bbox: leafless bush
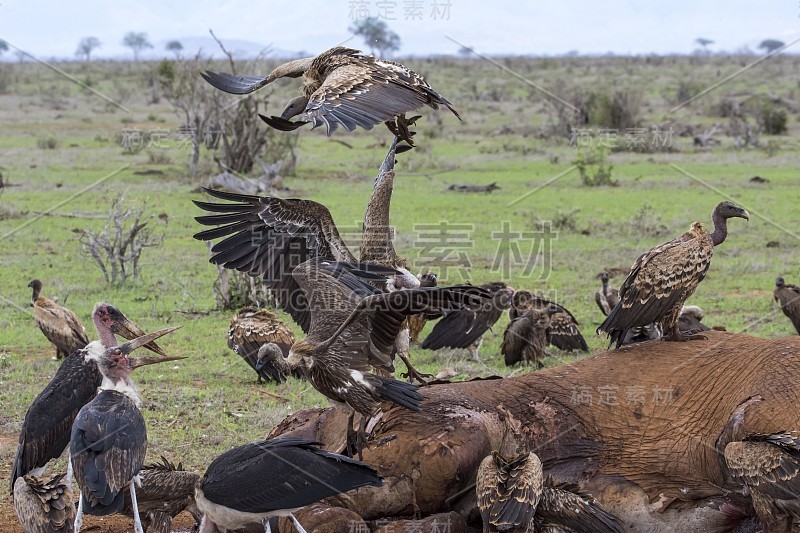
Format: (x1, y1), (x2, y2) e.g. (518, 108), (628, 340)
(206, 242), (273, 310)
(79, 194), (163, 285)
(158, 34), (299, 182)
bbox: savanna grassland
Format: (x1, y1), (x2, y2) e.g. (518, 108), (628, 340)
(0, 52), (798, 531)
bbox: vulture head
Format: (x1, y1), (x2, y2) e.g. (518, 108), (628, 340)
(27, 279), (43, 302)
(776, 277), (785, 288)
(714, 201), (750, 222)
(280, 95), (310, 120)
(419, 272), (438, 288)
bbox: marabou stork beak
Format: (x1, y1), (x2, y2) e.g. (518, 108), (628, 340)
(111, 313), (170, 356)
(116, 326), (186, 368)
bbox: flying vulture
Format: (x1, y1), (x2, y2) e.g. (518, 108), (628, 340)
(201, 46), (460, 144)
(598, 201), (749, 349)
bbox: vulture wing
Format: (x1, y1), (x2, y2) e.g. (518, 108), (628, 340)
(536, 475), (625, 533)
(194, 188), (356, 333)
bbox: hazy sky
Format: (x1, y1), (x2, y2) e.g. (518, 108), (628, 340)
(1, 0), (797, 59)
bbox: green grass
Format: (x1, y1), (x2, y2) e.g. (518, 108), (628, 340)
(1, 55), (799, 511)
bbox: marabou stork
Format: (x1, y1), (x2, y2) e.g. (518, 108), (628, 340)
(11, 303), (168, 495)
(195, 437), (382, 533)
(71, 327), (184, 533)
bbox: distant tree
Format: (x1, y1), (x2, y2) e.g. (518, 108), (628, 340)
(695, 38), (714, 54)
(0, 40), (8, 56)
(122, 32), (153, 61)
(166, 40), (183, 56)
(349, 17), (400, 57)
(458, 46), (474, 57)
(75, 37), (101, 62)
(758, 39), (785, 54)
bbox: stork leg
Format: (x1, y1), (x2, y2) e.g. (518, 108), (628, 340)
(74, 491), (84, 532)
(289, 512), (309, 533)
(469, 338), (483, 362)
(263, 516), (272, 533)
(66, 454), (74, 493)
(129, 479), (144, 533)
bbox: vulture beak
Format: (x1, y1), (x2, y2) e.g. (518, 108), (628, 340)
(741, 209), (751, 221)
(116, 326), (185, 368)
(110, 311), (170, 356)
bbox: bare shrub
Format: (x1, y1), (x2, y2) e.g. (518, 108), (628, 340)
(79, 193), (163, 285)
(206, 242), (273, 310)
(37, 137), (59, 150)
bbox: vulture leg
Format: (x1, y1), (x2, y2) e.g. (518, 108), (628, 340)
(469, 338), (483, 362)
(74, 492), (84, 532)
(263, 517), (272, 533)
(385, 114), (419, 145)
(346, 411), (357, 458)
(289, 513), (309, 533)
(398, 353), (432, 384)
(130, 479), (144, 533)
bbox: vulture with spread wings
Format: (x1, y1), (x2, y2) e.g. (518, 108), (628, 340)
(201, 46), (460, 144)
(420, 281), (515, 361)
(257, 259), (491, 458)
(195, 138), (431, 382)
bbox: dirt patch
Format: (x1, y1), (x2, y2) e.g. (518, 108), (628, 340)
(0, 503), (198, 532)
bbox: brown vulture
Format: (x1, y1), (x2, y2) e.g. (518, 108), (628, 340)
(256, 258), (491, 458)
(120, 456), (202, 533)
(724, 432), (800, 531)
(476, 450), (624, 533)
(774, 276), (800, 334)
(194, 137), (432, 382)
(501, 306), (554, 368)
(598, 201), (749, 349)
(407, 271), (438, 343)
(201, 46), (460, 144)
(13, 473), (75, 533)
(227, 307), (299, 383)
(510, 290), (589, 352)
(594, 271), (620, 317)
(420, 281), (515, 361)
(28, 279), (88, 359)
